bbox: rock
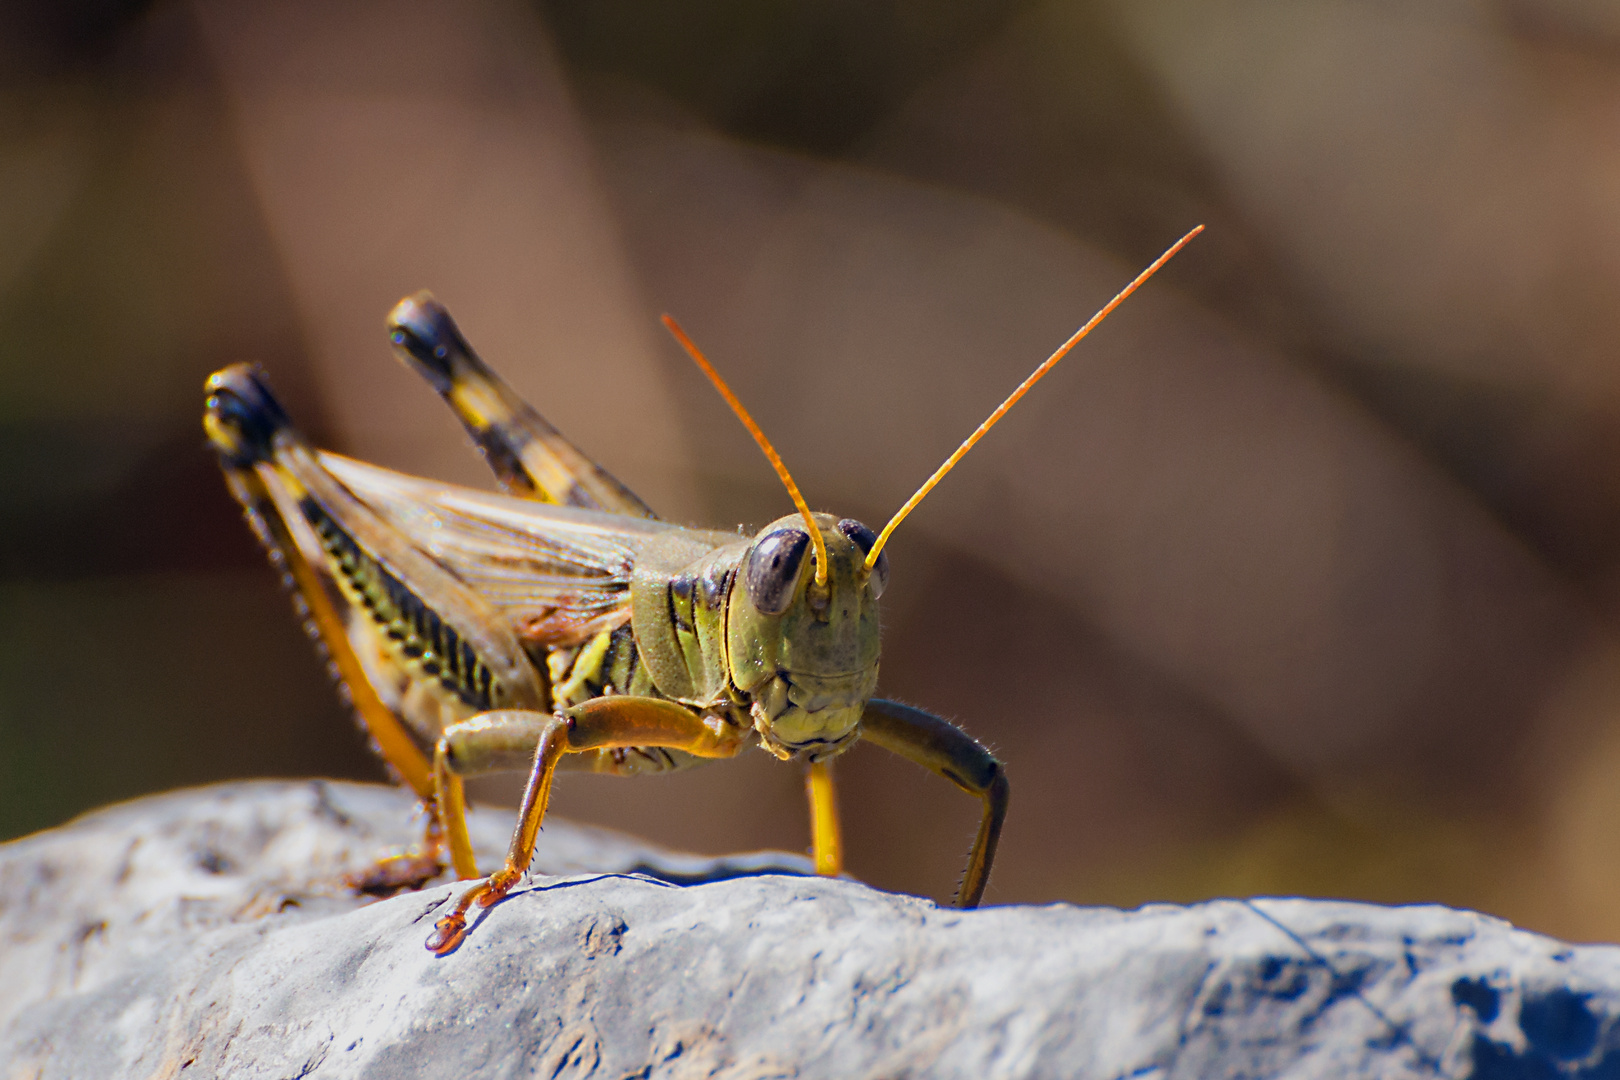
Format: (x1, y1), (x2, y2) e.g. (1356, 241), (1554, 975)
(3, 781), (1619, 1078)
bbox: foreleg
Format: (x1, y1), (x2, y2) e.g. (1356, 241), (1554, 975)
(859, 699), (1009, 908)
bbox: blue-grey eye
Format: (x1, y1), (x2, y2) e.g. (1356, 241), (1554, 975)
(837, 518), (888, 598)
(747, 528), (810, 615)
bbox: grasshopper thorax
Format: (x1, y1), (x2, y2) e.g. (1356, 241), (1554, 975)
(727, 512), (884, 761)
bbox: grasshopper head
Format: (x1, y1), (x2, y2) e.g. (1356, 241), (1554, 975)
(727, 512), (887, 761)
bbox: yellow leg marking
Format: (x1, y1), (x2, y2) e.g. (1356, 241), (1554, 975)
(563, 696), (744, 758)
(426, 698), (746, 954)
(426, 713), (568, 955)
(387, 292), (656, 516)
(434, 748), (478, 881)
(806, 760), (843, 877)
(431, 710), (564, 882)
(285, 533), (435, 796)
(228, 464), (435, 798)
(859, 699), (1009, 909)
(551, 628), (613, 704)
(219, 462), (445, 894)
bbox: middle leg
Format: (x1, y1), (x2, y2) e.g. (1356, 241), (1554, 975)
(426, 696), (747, 954)
(431, 709), (559, 881)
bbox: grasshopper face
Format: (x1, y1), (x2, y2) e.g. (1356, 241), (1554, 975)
(727, 512), (886, 761)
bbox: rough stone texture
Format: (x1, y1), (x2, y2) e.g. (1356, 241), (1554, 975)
(3, 782), (1619, 1078)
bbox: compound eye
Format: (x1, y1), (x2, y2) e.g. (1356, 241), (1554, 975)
(837, 518), (888, 598)
(746, 528), (810, 615)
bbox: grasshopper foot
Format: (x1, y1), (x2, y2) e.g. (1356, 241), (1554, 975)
(426, 909), (468, 955)
(425, 868), (522, 954)
(345, 852), (444, 897)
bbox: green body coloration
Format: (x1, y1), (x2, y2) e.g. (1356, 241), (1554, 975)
(628, 515), (880, 762)
(203, 290), (1009, 948)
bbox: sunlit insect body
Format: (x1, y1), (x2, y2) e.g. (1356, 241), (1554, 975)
(202, 227), (1201, 954)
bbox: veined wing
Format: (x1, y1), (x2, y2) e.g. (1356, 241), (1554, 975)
(321, 452), (733, 647)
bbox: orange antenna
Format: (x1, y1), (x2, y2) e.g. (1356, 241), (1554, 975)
(662, 315), (829, 586)
(865, 224), (1204, 571)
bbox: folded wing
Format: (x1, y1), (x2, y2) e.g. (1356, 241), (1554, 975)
(321, 453), (733, 647)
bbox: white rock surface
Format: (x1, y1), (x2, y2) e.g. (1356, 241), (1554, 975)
(2, 781), (1617, 1078)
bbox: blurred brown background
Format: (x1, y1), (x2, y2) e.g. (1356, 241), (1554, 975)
(5, 0), (1620, 940)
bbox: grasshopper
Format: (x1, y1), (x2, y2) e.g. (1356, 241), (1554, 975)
(203, 227), (1201, 954)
